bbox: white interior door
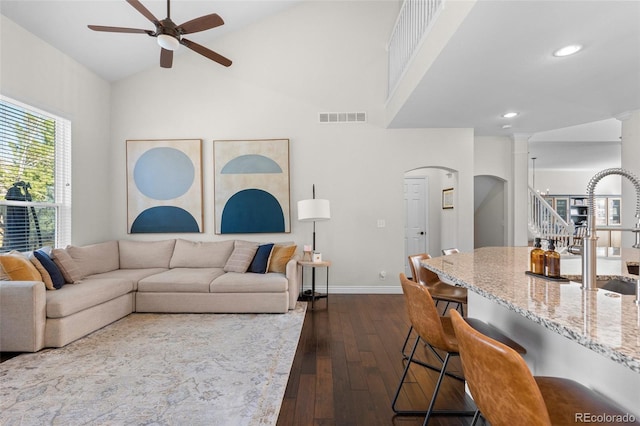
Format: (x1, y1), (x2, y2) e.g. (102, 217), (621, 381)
(404, 177), (428, 277)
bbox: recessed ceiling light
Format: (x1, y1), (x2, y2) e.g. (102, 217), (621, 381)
(502, 112), (518, 118)
(553, 44), (582, 57)
(502, 124), (512, 129)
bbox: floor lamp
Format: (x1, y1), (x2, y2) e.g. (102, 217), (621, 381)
(297, 184), (331, 297)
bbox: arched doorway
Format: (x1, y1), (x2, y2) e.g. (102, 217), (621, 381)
(474, 175), (507, 248)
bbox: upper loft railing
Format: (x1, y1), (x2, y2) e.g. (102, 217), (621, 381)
(528, 186), (575, 249)
(387, 0), (444, 99)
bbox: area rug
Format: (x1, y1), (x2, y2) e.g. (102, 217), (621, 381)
(0, 303), (306, 426)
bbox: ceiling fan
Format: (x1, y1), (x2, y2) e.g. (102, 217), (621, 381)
(88, 0), (232, 69)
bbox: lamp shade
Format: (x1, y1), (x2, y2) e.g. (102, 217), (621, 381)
(297, 199), (331, 222)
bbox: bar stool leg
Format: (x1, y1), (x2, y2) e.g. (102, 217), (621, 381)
(401, 325), (414, 359)
(470, 409), (481, 425)
(423, 353), (451, 425)
(392, 335), (422, 414)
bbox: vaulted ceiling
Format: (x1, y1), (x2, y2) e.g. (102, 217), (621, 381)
(2, 0), (638, 171)
(0, 0), (299, 82)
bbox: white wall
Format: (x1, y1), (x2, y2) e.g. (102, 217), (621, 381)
(474, 136), (512, 179)
(0, 15), (112, 245)
(474, 136), (514, 244)
(109, 1), (476, 292)
(533, 170), (622, 196)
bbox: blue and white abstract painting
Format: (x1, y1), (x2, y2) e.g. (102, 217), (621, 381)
(214, 139), (290, 234)
(127, 139), (203, 233)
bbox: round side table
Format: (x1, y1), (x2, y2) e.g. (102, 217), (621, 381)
(298, 260), (331, 310)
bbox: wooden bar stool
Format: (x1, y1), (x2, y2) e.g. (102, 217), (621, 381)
(449, 310), (637, 426)
(393, 274), (526, 425)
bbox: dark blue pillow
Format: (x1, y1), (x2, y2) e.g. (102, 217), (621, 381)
(248, 243), (274, 274)
(33, 250), (65, 289)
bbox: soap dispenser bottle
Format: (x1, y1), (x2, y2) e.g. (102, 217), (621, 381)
(544, 239), (561, 278)
(530, 238), (545, 275)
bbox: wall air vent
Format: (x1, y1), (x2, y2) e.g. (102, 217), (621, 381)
(318, 112), (367, 124)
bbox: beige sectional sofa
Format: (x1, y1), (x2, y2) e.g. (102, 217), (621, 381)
(0, 239), (300, 353)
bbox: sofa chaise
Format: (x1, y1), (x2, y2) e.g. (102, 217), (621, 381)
(0, 239), (300, 353)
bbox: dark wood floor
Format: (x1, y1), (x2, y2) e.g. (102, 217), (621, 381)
(277, 294), (481, 426)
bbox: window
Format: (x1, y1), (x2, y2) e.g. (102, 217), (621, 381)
(0, 96), (71, 253)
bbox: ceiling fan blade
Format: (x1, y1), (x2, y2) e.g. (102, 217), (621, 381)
(181, 38), (232, 67)
(160, 48), (173, 68)
(126, 0), (159, 24)
(178, 13), (224, 35)
(88, 25), (152, 35)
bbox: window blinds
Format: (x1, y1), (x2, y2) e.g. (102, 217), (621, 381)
(0, 96), (71, 253)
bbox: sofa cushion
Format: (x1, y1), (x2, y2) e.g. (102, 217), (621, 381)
(85, 268), (169, 290)
(211, 272), (288, 293)
(224, 241), (259, 273)
(66, 241), (120, 276)
(268, 245), (297, 273)
(45, 278), (135, 318)
(138, 268), (226, 293)
(0, 251), (42, 281)
(119, 239), (176, 269)
(170, 239), (234, 268)
(248, 243), (274, 274)
(52, 249), (84, 283)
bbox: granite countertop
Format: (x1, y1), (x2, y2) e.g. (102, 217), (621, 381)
(421, 246), (640, 374)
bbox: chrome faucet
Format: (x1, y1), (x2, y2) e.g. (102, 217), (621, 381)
(582, 168), (640, 291)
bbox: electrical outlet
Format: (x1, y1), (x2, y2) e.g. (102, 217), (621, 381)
(379, 270), (386, 280)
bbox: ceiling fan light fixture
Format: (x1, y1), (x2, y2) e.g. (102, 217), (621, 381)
(553, 44), (582, 57)
(157, 33), (180, 51)
(87, 0), (231, 68)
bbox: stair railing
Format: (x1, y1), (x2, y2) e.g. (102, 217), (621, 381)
(528, 186), (574, 248)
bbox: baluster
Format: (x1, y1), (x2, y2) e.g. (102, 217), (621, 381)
(387, 0), (444, 98)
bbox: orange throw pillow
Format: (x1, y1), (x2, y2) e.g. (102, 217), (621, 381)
(0, 251), (42, 281)
(268, 245), (297, 273)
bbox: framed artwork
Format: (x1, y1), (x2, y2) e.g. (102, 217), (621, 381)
(126, 139), (203, 233)
(442, 187), (454, 209)
(213, 139), (290, 234)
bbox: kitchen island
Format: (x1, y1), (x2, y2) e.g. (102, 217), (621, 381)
(422, 246), (640, 417)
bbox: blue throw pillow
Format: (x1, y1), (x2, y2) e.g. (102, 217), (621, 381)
(33, 250), (65, 289)
(248, 243), (274, 274)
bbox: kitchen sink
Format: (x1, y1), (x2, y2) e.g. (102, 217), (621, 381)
(597, 278), (637, 296)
